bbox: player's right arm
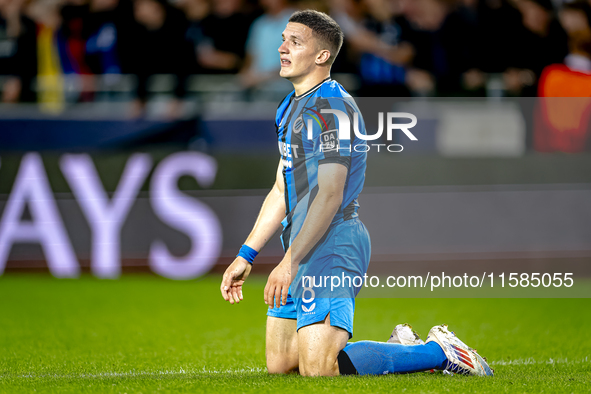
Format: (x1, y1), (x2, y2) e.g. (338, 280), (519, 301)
(220, 160), (285, 304)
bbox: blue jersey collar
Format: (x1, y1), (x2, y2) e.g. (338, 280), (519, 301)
(294, 77), (331, 101)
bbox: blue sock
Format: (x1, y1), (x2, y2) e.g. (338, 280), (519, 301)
(341, 341), (447, 375)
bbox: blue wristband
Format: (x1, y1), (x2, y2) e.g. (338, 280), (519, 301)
(237, 244), (258, 265)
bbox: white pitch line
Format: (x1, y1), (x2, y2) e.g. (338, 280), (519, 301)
(4, 367), (267, 380)
(4, 359), (590, 379)
(491, 357), (590, 366)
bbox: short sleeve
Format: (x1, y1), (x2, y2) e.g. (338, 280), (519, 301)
(309, 97), (356, 170)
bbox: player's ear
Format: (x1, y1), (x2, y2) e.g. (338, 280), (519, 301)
(315, 49), (331, 66)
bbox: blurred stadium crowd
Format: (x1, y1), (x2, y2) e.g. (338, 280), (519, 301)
(1, 0), (590, 109)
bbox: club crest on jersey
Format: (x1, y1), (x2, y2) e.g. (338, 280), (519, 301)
(293, 116), (304, 134)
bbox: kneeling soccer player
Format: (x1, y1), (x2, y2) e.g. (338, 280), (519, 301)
(220, 9), (493, 377)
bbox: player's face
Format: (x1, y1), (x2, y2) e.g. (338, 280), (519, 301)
(278, 22), (323, 81)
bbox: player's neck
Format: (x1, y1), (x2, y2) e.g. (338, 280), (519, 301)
(292, 71), (331, 96)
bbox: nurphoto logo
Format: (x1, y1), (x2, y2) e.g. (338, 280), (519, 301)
(301, 99), (418, 153)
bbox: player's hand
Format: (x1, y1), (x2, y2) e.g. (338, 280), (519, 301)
(264, 260), (292, 309)
(220, 257), (252, 304)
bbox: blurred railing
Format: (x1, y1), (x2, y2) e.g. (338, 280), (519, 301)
(5, 73), (361, 104)
(3, 72), (516, 104)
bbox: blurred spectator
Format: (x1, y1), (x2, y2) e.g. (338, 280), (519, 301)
(239, 0), (293, 89)
(357, 0), (415, 96)
(297, 0), (329, 13)
(85, 0), (132, 78)
(27, 0), (66, 112)
(504, 0), (568, 96)
(59, 0), (90, 75)
(323, 0), (358, 73)
(197, 0), (254, 73)
(0, 0), (36, 103)
(58, 0), (96, 102)
(177, 0), (209, 73)
(402, 0), (481, 96)
(330, 0), (414, 96)
(559, 0), (591, 72)
(123, 0), (196, 118)
(472, 0), (524, 74)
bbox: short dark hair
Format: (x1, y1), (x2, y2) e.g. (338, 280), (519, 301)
(288, 9), (344, 65)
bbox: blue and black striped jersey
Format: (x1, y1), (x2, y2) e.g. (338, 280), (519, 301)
(275, 78), (367, 250)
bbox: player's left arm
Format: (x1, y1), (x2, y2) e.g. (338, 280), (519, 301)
(264, 162), (347, 308)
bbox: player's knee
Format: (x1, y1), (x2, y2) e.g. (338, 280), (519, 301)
(266, 363), (291, 374)
(266, 349), (298, 374)
(266, 358), (296, 375)
(299, 353), (339, 377)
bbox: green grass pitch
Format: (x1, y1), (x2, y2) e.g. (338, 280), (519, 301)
(0, 274), (589, 393)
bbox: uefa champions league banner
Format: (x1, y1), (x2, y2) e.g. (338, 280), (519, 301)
(1, 150), (590, 288)
(0, 152), (225, 280)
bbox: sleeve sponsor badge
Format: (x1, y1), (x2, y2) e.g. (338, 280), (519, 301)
(320, 129), (339, 152)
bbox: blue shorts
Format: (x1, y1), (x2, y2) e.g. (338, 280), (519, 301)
(266, 218), (371, 338)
